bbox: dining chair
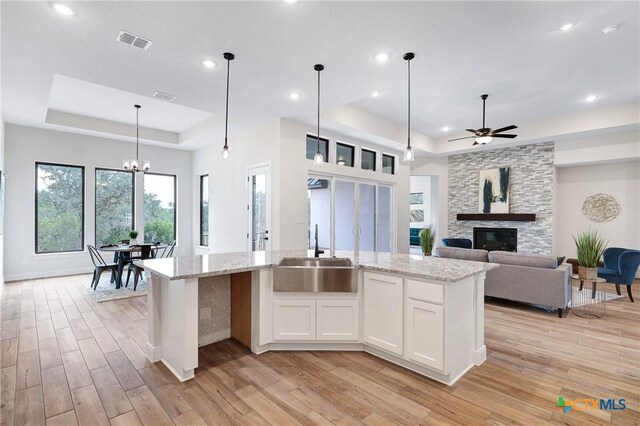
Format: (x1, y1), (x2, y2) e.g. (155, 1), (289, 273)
(124, 245), (153, 291)
(87, 246), (119, 290)
(156, 240), (176, 258)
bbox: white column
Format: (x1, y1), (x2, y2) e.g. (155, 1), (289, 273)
(145, 272), (162, 362)
(159, 277), (199, 381)
(473, 272), (486, 365)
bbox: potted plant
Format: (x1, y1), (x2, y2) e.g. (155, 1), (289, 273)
(419, 226), (436, 256)
(572, 229), (607, 280)
(129, 230), (139, 245)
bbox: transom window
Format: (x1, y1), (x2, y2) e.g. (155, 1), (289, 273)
(336, 142), (355, 167)
(361, 149), (377, 171)
(306, 134), (329, 162)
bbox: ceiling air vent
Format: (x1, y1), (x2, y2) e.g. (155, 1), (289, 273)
(153, 91), (177, 102)
(117, 31), (152, 50)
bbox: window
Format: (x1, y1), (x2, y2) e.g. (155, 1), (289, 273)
(382, 154), (395, 175)
(306, 134), (329, 162)
(144, 173), (176, 244)
(336, 142), (355, 167)
(95, 169), (134, 247)
(35, 162), (84, 253)
(361, 149), (377, 171)
(200, 175), (209, 246)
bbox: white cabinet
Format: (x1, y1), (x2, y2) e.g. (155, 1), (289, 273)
(273, 300), (316, 341)
(405, 299), (444, 371)
(317, 299), (359, 341)
(363, 272), (403, 355)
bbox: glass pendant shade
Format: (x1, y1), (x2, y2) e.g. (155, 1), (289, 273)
(143, 161), (151, 171)
(130, 159), (139, 170)
(123, 160), (130, 170)
(403, 146), (414, 162)
(222, 146), (230, 160)
(476, 135), (493, 144)
(313, 151), (324, 164)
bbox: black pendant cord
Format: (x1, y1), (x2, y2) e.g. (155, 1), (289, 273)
(224, 55), (231, 149)
(314, 64), (324, 154)
(403, 53), (414, 150)
(481, 94), (488, 129)
(135, 105), (140, 162)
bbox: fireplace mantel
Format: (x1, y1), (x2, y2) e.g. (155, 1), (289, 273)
(456, 213), (536, 222)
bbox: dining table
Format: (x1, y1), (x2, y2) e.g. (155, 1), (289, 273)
(99, 243), (166, 289)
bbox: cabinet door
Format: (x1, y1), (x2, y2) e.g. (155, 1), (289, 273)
(405, 299), (444, 371)
(363, 272), (403, 355)
(273, 300), (316, 341)
(317, 299), (359, 341)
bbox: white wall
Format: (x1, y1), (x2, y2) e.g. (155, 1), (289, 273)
(4, 124), (192, 281)
(555, 129), (640, 167)
(410, 157), (448, 246)
(555, 161), (640, 257)
(192, 119), (281, 254)
(0, 119), (5, 291)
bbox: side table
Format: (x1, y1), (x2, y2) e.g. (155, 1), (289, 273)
(571, 275), (606, 318)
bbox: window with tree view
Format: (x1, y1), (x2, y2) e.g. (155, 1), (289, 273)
(36, 162), (84, 253)
(95, 169), (134, 247)
(144, 173), (176, 244)
(200, 175), (209, 246)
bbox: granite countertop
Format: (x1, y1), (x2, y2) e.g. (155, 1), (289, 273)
(140, 249), (498, 283)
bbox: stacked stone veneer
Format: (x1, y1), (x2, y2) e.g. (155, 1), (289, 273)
(448, 142), (554, 254)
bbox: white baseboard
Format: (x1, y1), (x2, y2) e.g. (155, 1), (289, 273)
(4, 267), (93, 282)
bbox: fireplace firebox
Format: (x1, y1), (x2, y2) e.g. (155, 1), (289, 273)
(473, 227), (517, 252)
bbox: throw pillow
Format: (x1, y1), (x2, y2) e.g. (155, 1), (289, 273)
(556, 256), (566, 266)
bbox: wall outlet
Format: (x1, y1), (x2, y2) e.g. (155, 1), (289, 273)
(199, 307), (211, 320)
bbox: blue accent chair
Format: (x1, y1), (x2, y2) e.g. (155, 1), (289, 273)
(441, 238), (473, 249)
(597, 247), (640, 303)
(410, 228), (421, 246)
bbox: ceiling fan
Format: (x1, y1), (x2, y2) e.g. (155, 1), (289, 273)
(448, 94), (517, 145)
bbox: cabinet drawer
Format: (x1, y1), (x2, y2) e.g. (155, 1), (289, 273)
(406, 279), (443, 304)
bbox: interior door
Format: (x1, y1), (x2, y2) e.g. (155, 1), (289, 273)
(247, 164), (271, 251)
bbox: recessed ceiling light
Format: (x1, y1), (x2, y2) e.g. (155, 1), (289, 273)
(560, 23), (574, 32)
(283, 0), (299, 3)
(200, 59), (217, 69)
(288, 91), (301, 100)
(51, 2), (76, 16)
(371, 91), (380, 98)
(374, 52), (390, 63)
(602, 25), (619, 35)
(584, 94), (597, 102)
(442, 126), (450, 132)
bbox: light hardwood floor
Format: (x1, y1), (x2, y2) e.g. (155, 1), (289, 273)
(1, 274), (638, 425)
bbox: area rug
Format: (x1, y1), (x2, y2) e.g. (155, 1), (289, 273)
(85, 272), (148, 303)
(569, 290), (623, 307)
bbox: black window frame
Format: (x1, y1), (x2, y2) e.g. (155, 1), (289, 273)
(361, 148), (377, 171)
(94, 167), (135, 248)
(35, 161), (85, 254)
(143, 172), (178, 243)
(382, 154), (395, 175)
(199, 174), (209, 246)
(336, 142), (355, 167)
(306, 134), (329, 163)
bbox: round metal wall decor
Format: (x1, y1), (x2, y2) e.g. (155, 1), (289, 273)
(582, 193), (621, 223)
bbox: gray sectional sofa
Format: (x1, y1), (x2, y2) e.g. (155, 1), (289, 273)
(435, 247), (572, 317)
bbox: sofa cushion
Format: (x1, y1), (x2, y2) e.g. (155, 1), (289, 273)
(435, 247), (488, 262)
(488, 251), (557, 269)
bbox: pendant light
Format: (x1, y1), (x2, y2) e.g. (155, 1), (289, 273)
(221, 52), (235, 160)
(313, 64), (325, 165)
(403, 52), (415, 162)
(123, 104), (150, 172)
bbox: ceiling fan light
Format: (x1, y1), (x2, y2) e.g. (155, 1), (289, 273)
(476, 136), (493, 144)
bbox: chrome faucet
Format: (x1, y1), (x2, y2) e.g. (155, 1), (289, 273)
(314, 224), (324, 258)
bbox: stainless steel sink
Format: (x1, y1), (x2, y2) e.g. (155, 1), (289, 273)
(273, 257), (357, 292)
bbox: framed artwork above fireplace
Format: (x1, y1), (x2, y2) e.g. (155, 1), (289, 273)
(478, 167), (510, 213)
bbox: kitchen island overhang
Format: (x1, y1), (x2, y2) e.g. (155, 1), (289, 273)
(140, 250), (498, 385)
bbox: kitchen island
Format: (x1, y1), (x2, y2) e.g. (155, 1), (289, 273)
(140, 250), (497, 385)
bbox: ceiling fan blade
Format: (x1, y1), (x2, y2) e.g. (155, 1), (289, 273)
(491, 134), (517, 138)
(448, 136), (475, 142)
(465, 129), (478, 134)
(491, 125), (518, 134)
